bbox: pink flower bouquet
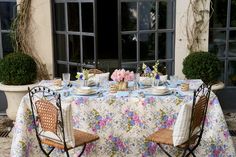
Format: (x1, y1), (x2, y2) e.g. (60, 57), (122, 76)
(111, 69), (134, 82)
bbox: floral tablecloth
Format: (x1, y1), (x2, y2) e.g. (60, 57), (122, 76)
(11, 80), (236, 156)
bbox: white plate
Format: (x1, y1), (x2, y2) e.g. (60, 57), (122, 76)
(145, 89), (172, 96)
(49, 86), (63, 91)
(72, 90), (97, 96)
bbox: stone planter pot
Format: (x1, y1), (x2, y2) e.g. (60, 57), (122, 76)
(0, 82), (38, 120)
(212, 81), (225, 91)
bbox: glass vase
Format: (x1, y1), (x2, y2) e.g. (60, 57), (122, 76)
(117, 81), (128, 91)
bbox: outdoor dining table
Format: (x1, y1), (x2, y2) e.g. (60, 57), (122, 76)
(10, 79), (236, 157)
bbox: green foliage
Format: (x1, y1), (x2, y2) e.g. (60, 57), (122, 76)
(0, 52), (37, 85)
(182, 51), (221, 85)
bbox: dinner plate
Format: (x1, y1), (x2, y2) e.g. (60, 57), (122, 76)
(145, 89), (172, 96)
(72, 90), (97, 96)
(49, 86), (63, 91)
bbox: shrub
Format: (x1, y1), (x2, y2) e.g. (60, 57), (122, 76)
(0, 52), (37, 85)
(182, 51), (221, 85)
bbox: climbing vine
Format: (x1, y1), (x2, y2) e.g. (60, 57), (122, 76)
(11, 0), (50, 80)
(186, 0), (213, 52)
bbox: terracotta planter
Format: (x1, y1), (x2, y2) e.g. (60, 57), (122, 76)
(0, 82), (38, 120)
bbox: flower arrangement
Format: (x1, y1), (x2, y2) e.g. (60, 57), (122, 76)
(111, 69), (134, 82)
(142, 60), (162, 79)
(75, 69), (93, 80)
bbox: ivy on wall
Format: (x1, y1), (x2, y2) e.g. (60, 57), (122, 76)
(11, 0), (49, 80)
(186, 0), (213, 52)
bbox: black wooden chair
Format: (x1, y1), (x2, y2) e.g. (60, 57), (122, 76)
(146, 83), (212, 157)
(28, 86), (99, 157)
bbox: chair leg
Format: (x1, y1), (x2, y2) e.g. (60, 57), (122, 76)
(157, 144), (172, 157)
(181, 149), (187, 157)
(65, 148), (70, 157)
(47, 147), (55, 156)
(78, 144), (87, 157)
(185, 148), (196, 157)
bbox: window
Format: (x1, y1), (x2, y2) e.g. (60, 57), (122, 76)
(209, 0), (236, 87)
(0, 0), (16, 59)
(53, 0), (96, 79)
(118, 0), (175, 74)
(53, 0), (175, 78)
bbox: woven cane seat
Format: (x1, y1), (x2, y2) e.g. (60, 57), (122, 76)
(41, 129), (99, 150)
(74, 129), (99, 147)
(146, 129), (199, 148)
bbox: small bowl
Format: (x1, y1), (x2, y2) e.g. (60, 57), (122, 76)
(77, 87), (92, 92)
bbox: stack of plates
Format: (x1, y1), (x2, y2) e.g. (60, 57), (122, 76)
(73, 87), (97, 95)
(146, 86), (172, 96)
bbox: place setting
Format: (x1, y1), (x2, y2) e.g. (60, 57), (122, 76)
(72, 86), (98, 96)
(144, 86), (172, 96)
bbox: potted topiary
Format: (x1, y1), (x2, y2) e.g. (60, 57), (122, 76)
(182, 51), (224, 90)
(0, 52), (38, 120)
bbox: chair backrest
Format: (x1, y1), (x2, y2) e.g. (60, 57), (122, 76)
(35, 99), (58, 134)
(88, 68), (103, 74)
(28, 86), (68, 152)
(188, 83), (211, 145)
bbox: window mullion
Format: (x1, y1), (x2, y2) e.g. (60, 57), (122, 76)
(0, 16), (3, 59)
(79, 2), (83, 70)
(155, 0), (159, 61)
(137, 2), (140, 66)
(65, 2), (70, 72)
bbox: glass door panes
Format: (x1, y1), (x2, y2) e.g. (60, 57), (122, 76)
(53, 0), (175, 76)
(122, 34), (137, 62)
(53, 0), (96, 78)
(54, 3), (65, 31)
(210, 0), (228, 28)
(68, 3), (79, 32)
(229, 31), (236, 57)
(140, 33), (155, 60)
(0, 1), (16, 58)
(158, 32), (173, 59)
(121, 2), (137, 31)
(158, 0), (173, 29)
(81, 3), (94, 33)
(68, 35), (80, 62)
(139, 1), (156, 30)
(55, 34), (66, 61)
(228, 60), (236, 86)
(230, 0), (236, 27)
(209, 0), (236, 87)
(119, 0), (175, 74)
(209, 31), (226, 57)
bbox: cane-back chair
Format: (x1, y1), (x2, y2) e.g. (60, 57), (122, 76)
(28, 86), (99, 157)
(146, 83), (212, 157)
(88, 68), (103, 75)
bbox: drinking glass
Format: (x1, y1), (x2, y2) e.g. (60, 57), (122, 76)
(169, 75), (178, 88)
(134, 73), (140, 90)
(100, 79), (109, 90)
(62, 73), (70, 87)
(152, 78), (159, 87)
